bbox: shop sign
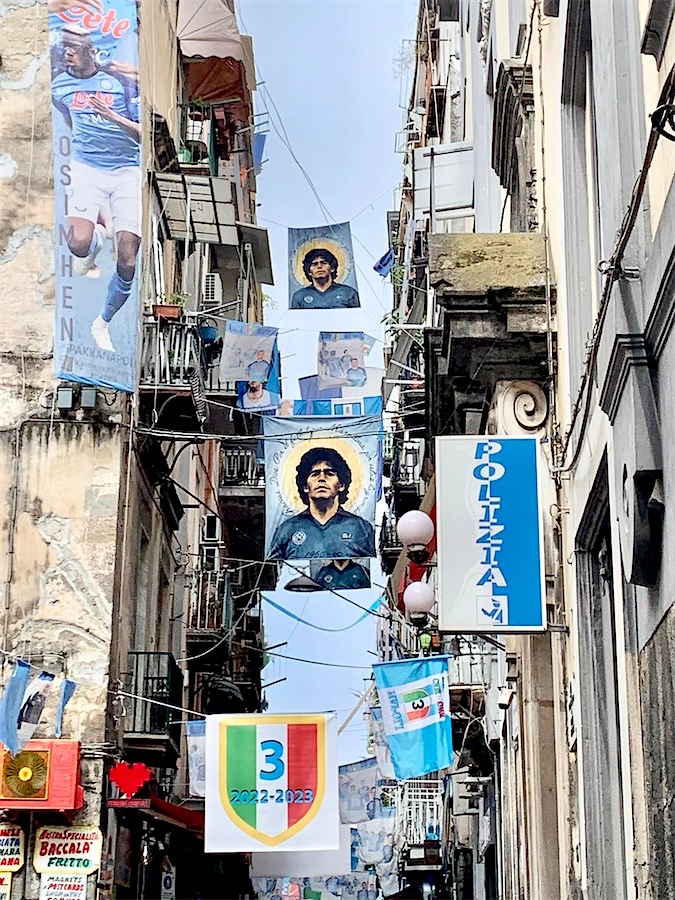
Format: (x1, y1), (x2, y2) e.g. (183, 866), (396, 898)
(39, 873), (87, 900)
(0, 824), (24, 870)
(160, 859), (176, 900)
(33, 828), (102, 874)
(0, 872), (11, 900)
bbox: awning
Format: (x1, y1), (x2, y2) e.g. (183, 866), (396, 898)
(149, 796), (204, 835)
(238, 222), (274, 285)
(177, 0), (255, 100)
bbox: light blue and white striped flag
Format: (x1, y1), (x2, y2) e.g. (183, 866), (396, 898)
(372, 656), (453, 781)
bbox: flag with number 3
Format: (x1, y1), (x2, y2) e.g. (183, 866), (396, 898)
(205, 713), (339, 852)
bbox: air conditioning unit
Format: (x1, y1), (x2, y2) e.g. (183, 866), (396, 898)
(201, 514), (221, 544)
(0, 740), (83, 811)
(203, 273), (223, 310)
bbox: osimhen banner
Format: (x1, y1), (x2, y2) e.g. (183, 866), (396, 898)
(49, 0), (142, 391)
(205, 713), (339, 852)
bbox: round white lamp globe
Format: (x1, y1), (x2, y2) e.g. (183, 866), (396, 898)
(403, 580), (436, 614)
(397, 510), (435, 550)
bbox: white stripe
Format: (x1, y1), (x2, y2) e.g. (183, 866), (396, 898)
(255, 724), (288, 837)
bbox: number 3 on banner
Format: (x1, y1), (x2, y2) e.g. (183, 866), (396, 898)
(259, 740), (285, 781)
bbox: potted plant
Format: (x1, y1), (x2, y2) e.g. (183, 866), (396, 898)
(152, 291), (189, 321)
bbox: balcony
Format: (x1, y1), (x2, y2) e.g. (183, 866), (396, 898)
(188, 569), (233, 636)
(220, 441), (265, 493)
(123, 652), (183, 764)
(379, 515), (403, 576)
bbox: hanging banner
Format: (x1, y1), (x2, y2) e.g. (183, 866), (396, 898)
(205, 713), (339, 852)
(49, 0), (142, 392)
(289, 223), (360, 309)
(39, 873), (87, 900)
(0, 874), (10, 900)
(264, 416), (380, 560)
(309, 559), (371, 592)
(372, 657), (454, 781)
(16, 671), (55, 752)
(435, 436), (546, 632)
(186, 719), (206, 797)
(219, 321), (278, 383)
(250, 824), (351, 877)
(236, 337), (281, 412)
(33, 827), (102, 874)
(338, 758), (377, 824)
(318, 333), (367, 390)
(351, 813), (397, 871)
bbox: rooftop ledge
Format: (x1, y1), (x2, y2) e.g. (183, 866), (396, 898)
(429, 233), (549, 301)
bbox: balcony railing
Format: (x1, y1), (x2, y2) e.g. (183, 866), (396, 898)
(124, 652), (183, 745)
(379, 515), (403, 575)
(140, 316), (207, 390)
(220, 444), (264, 487)
(189, 569), (233, 634)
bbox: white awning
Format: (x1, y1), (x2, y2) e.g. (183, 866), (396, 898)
(177, 0), (255, 92)
(153, 173), (238, 245)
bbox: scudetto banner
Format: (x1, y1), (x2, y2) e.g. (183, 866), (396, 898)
(205, 713), (339, 852)
(435, 436), (546, 632)
(288, 223), (361, 310)
(49, 0), (142, 391)
(263, 416), (380, 561)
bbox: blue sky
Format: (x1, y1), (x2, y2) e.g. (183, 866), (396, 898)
(237, 0), (417, 762)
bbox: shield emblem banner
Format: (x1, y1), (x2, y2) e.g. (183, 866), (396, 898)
(205, 713), (339, 852)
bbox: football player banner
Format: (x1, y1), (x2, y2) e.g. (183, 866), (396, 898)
(49, 0), (142, 392)
(263, 416), (381, 561)
(338, 758), (377, 824)
(372, 657), (454, 781)
(220, 321), (278, 383)
(205, 713), (339, 852)
(288, 223), (361, 310)
(318, 333), (367, 390)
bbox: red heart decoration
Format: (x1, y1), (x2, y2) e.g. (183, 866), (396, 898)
(109, 762), (152, 798)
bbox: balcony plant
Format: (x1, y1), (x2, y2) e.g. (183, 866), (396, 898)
(152, 291), (189, 321)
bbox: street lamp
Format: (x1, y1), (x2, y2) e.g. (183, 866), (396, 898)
(397, 510), (434, 550)
(403, 580), (436, 632)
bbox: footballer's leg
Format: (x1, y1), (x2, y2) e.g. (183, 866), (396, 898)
(67, 162), (107, 276)
(91, 231), (140, 352)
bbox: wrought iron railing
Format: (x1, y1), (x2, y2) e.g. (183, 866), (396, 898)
(124, 652), (183, 743)
(189, 569), (233, 634)
(139, 317), (207, 389)
(220, 443), (264, 486)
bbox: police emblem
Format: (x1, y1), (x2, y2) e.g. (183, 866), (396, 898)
(292, 531), (307, 546)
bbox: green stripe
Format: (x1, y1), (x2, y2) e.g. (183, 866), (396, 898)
(227, 724), (257, 828)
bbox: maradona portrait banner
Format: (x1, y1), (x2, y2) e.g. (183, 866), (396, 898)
(205, 713), (339, 852)
(288, 223), (361, 309)
(264, 416), (381, 560)
(49, 0), (142, 392)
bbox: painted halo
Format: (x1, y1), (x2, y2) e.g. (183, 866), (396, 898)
(293, 237), (353, 286)
(277, 433), (370, 513)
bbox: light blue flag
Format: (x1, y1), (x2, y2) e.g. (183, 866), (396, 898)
(55, 679), (76, 739)
(0, 660), (31, 755)
(372, 656), (453, 781)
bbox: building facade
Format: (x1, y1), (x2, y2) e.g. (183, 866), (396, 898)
(382, 0), (674, 898)
(0, 1), (273, 897)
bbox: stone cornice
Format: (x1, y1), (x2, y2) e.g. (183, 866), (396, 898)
(598, 334), (652, 423)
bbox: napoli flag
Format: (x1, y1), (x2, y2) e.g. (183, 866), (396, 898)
(373, 657), (453, 780)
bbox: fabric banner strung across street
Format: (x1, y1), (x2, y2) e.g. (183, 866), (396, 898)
(338, 758), (377, 824)
(236, 338), (281, 412)
(288, 223), (360, 309)
(308, 559), (371, 591)
(264, 416), (380, 560)
(186, 720), (206, 797)
(285, 397), (382, 419)
(252, 875), (378, 900)
(205, 713), (339, 852)
(318, 333), (367, 390)
(50, 0), (142, 391)
(372, 657), (454, 781)
(220, 320), (278, 382)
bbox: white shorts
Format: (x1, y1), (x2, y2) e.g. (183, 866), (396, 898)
(67, 160), (142, 237)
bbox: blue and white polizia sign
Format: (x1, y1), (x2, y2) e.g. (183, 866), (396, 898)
(435, 437), (546, 632)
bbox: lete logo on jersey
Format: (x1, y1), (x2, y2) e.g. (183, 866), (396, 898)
(218, 716), (326, 846)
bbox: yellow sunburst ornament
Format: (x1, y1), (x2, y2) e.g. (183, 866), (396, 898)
(292, 236), (353, 286)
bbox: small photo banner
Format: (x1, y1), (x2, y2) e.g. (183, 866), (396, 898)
(186, 719), (206, 797)
(318, 333), (367, 390)
(338, 758), (377, 824)
(205, 713), (339, 852)
(289, 223), (360, 309)
(219, 321), (278, 383)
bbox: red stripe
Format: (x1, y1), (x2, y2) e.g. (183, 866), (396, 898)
(286, 724), (318, 827)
